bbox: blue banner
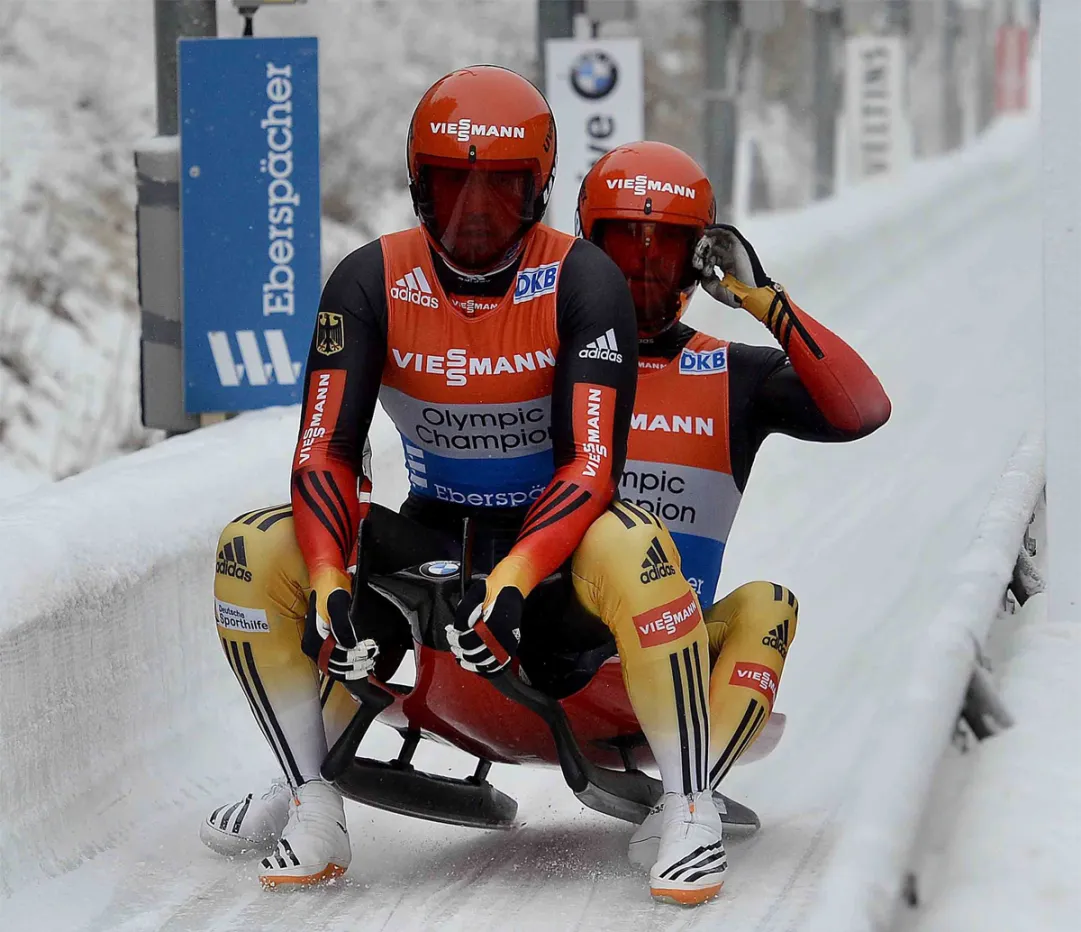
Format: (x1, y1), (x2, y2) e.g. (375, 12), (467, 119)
(179, 37), (320, 413)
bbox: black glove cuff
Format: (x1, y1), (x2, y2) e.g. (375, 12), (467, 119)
(301, 592), (323, 662)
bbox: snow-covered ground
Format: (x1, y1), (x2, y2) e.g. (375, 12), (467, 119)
(0, 103), (1050, 931)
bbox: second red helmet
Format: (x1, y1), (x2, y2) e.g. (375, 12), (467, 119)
(578, 141), (715, 338)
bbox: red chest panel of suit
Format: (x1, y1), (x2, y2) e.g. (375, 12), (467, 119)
(379, 226), (573, 507)
(626, 331), (740, 602)
(630, 331), (732, 473)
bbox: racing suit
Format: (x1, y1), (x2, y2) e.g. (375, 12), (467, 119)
(629, 312), (890, 788)
(213, 224), (716, 799)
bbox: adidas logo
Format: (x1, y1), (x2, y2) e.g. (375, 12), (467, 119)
(762, 620), (790, 658)
(579, 328), (623, 363)
(216, 536), (252, 582)
(640, 536), (676, 584)
(390, 266), (440, 308)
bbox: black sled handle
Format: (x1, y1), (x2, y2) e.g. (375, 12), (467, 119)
(321, 678), (394, 781)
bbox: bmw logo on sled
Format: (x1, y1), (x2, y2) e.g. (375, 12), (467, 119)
(420, 560), (461, 578)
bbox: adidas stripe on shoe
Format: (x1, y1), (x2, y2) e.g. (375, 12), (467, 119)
(200, 779), (291, 857)
(649, 790), (726, 907)
(258, 780), (351, 888)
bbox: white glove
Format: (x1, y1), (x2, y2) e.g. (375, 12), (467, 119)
(445, 581), (523, 678)
(692, 223), (773, 308)
(323, 637), (380, 681)
(302, 568), (380, 682)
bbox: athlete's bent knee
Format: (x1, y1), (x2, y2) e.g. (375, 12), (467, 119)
(212, 505), (308, 638)
(715, 580), (798, 652)
(577, 501), (679, 577)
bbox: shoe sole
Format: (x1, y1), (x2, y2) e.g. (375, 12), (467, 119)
(650, 880), (724, 906)
(260, 862), (347, 889)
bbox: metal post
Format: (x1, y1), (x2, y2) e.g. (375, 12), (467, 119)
(812, 3), (841, 200)
(140, 1), (216, 432)
(154, 0), (217, 136)
(538, 0), (580, 90)
(943, 0), (963, 152)
(885, 0), (911, 36)
(703, 0), (740, 220)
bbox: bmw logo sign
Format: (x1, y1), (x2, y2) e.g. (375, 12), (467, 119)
(420, 560), (461, 578)
(570, 50), (619, 100)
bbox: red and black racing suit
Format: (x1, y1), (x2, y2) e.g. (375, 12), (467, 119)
(290, 229), (638, 671)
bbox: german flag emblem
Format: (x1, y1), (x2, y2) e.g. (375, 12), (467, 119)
(315, 312), (345, 356)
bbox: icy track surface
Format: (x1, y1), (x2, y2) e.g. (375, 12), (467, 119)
(5, 160), (1040, 930)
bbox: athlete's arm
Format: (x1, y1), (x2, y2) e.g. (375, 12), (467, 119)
(696, 222), (889, 441)
(487, 239), (638, 597)
(755, 295), (891, 435)
(727, 320), (889, 491)
(290, 241), (387, 576)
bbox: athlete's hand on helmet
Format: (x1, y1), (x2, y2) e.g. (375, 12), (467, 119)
(301, 565), (379, 681)
(693, 224), (786, 322)
(447, 580), (524, 678)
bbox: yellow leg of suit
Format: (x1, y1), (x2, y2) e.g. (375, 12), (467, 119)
(703, 581), (798, 789)
(573, 501), (712, 795)
(213, 505), (356, 788)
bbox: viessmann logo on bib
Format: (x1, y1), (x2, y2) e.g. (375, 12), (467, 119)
(632, 412), (714, 435)
(391, 347), (556, 387)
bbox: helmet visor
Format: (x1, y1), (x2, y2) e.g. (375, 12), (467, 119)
(420, 164), (535, 272)
(595, 220), (698, 338)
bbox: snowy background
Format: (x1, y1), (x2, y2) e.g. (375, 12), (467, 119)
(0, 0), (1017, 489)
(3, 3), (1073, 930)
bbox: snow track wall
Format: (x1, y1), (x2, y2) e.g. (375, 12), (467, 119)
(0, 411), (297, 896)
(0, 113), (1036, 906)
(805, 431), (1046, 932)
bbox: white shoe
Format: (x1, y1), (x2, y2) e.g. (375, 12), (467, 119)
(259, 779), (351, 888)
(200, 778), (291, 856)
(649, 791), (727, 906)
(628, 802), (663, 870)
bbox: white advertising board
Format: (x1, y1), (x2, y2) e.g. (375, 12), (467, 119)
(842, 35), (911, 184)
(543, 37), (644, 233)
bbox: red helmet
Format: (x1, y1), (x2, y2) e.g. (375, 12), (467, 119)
(407, 66), (557, 275)
(578, 141), (715, 338)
